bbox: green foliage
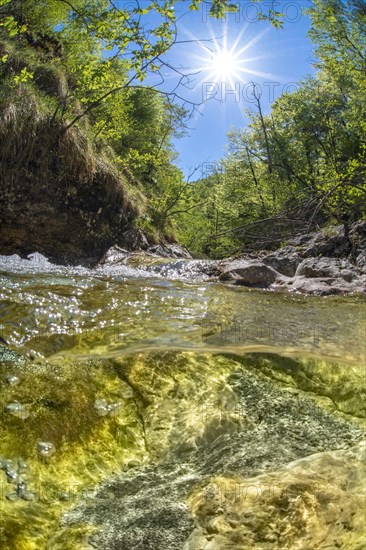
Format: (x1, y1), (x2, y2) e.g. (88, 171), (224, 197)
(175, 0), (366, 257)
(0, 0), (274, 245)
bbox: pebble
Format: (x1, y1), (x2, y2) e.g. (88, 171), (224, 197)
(5, 469), (18, 482)
(16, 480), (27, 496)
(107, 401), (122, 417)
(0, 456), (36, 503)
(94, 399), (122, 417)
(5, 375), (20, 386)
(94, 399), (109, 416)
(5, 401), (30, 420)
(1, 459), (13, 470)
(37, 441), (56, 458)
(18, 458), (28, 472)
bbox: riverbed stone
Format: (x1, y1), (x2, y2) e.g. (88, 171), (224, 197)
(219, 261), (280, 287)
(296, 257), (356, 279)
(59, 353), (363, 549)
(261, 246), (301, 277)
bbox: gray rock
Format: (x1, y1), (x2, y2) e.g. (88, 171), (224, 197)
(150, 259), (219, 281)
(274, 276), (365, 296)
(98, 246), (130, 266)
(296, 257), (354, 279)
(120, 228), (150, 251)
(356, 253), (366, 270)
(148, 243), (192, 259)
(302, 225), (351, 258)
(261, 246), (301, 277)
(219, 261), (280, 287)
(36, 441), (56, 457)
(5, 375), (20, 386)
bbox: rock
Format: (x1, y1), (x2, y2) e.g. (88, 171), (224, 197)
(219, 261), (280, 287)
(187, 441), (366, 550)
(98, 246), (130, 266)
(150, 259), (219, 281)
(296, 257), (355, 279)
(273, 276), (366, 296)
(349, 220), (366, 248)
(147, 243), (192, 259)
(94, 399), (123, 417)
(60, 354), (363, 550)
(119, 228), (150, 251)
(301, 225), (352, 258)
(291, 277), (348, 296)
(215, 223), (366, 295)
(107, 401), (123, 417)
(5, 401), (30, 420)
(94, 399), (110, 417)
(36, 441), (56, 458)
(356, 253), (366, 269)
(5, 469), (18, 482)
(261, 246), (301, 277)
(5, 375), (20, 386)
(98, 242), (194, 268)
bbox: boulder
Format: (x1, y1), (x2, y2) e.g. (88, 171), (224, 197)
(219, 261), (280, 287)
(262, 246), (301, 277)
(301, 225), (351, 258)
(296, 257), (356, 280)
(283, 276), (365, 296)
(147, 243), (192, 259)
(98, 245), (130, 266)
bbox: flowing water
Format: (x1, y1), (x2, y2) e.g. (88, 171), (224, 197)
(0, 253), (365, 549)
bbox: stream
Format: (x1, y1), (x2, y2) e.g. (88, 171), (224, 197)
(0, 253), (365, 549)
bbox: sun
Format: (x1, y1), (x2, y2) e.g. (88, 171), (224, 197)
(210, 49), (242, 81)
(185, 25), (277, 95)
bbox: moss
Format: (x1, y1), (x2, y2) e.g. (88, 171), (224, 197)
(0, 356), (146, 548)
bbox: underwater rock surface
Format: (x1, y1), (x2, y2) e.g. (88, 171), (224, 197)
(56, 353), (364, 550)
(0, 258), (365, 548)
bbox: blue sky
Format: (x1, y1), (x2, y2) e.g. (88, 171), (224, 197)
(147, 0), (316, 178)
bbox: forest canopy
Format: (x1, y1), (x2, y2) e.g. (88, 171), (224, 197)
(174, 0), (366, 257)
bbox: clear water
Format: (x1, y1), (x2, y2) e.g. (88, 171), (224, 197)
(0, 253), (365, 549)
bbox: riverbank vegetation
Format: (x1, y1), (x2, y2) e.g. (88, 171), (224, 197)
(175, 0), (366, 257)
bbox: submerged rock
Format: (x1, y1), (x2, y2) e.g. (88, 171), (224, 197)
(5, 375), (20, 386)
(94, 399), (110, 417)
(5, 401), (30, 420)
(59, 353), (364, 549)
(37, 441), (56, 458)
(94, 399), (123, 417)
(186, 441), (366, 550)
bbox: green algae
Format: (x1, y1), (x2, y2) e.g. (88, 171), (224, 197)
(0, 267), (365, 548)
